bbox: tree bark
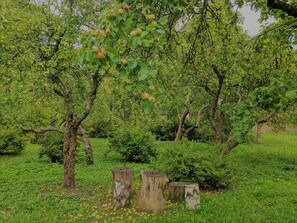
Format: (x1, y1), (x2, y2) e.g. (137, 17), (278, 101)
(63, 126), (77, 188)
(136, 170), (169, 213)
(210, 65), (225, 149)
(224, 112), (277, 154)
(256, 124), (261, 143)
(174, 94), (191, 142)
(174, 106), (190, 142)
(112, 167), (134, 207)
(168, 182), (189, 201)
(79, 126), (94, 165)
(267, 0), (297, 18)
(185, 183), (200, 210)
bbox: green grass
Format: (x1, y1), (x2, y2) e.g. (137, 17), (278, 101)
(0, 133), (297, 223)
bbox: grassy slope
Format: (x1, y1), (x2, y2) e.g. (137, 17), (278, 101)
(0, 133), (296, 223)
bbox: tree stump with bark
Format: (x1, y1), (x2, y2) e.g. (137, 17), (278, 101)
(168, 181), (190, 201)
(135, 170), (169, 213)
(112, 167), (134, 207)
(185, 183), (200, 210)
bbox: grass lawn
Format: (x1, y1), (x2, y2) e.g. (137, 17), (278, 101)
(0, 133), (297, 223)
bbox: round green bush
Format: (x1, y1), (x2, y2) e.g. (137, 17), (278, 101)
(0, 128), (25, 155)
(109, 126), (156, 163)
(38, 133), (64, 163)
(150, 120), (177, 141)
(86, 119), (113, 138)
(153, 141), (233, 190)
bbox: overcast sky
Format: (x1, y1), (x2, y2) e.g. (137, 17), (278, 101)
(239, 4), (275, 36)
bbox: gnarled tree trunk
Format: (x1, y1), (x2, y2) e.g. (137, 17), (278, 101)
(79, 126), (94, 165)
(174, 94), (191, 143)
(209, 65), (225, 152)
(63, 122), (78, 188)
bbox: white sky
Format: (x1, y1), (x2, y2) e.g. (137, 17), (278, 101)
(239, 4), (275, 36)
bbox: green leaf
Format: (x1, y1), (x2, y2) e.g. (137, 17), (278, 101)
(139, 68), (149, 80)
(119, 68), (126, 78)
(125, 17), (134, 31)
(285, 90), (297, 99)
(158, 17), (168, 25)
(143, 101), (151, 113)
(149, 69), (157, 77)
(157, 29), (165, 34)
(107, 47), (117, 57)
(111, 55), (120, 63)
(128, 61), (138, 69)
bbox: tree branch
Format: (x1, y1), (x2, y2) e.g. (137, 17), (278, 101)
(49, 74), (68, 96)
(185, 104), (209, 135)
(74, 69), (101, 128)
(199, 83), (215, 96)
(210, 66), (224, 130)
(20, 126), (63, 134)
(20, 125), (87, 142)
(41, 29), (66, 61)
(267, 0), (297, 18)
(257, 111), (276, 124)
(225, 111), (277, 154)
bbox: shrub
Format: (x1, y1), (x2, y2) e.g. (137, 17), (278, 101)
(0, 128), (25, 155)
(109, 126), (157, 163)
(150, 120), (177, 141)
(38, 133), (84, 164)
(86, 119), (113, 138)
(153, 141), (233, 190)
(38, 133), (64, 163)
(185, 119), (214, 142)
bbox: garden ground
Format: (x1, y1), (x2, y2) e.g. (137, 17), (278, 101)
(0, 133), (297, 223)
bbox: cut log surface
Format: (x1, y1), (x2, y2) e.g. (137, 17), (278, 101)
(136, 170), (169, 213)
(112, 167), (134, 207)
(185, 183), (200, 210)
(168, 181), (191, 201)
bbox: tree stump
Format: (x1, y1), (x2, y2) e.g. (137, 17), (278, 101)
(185, 183), (200, 210)
(168, 181), (190, 201)
(135, 170), (169, 213)
(112, 167), (134, 207)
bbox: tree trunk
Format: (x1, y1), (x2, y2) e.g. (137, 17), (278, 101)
(214, 127), (222, 145)
(174, 94), (191, 143)
(256, 124), (261, 143)
(136, 170), (168, 213)
(185, 183), (200, 210)
(168, 182), (189, 201)
(174, 106), (189, 142)
(79, 126), (94, 165)
(63, 126), (78, 188)
(112, 167), (134, 207)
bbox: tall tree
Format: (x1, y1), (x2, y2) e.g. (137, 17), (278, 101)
(1, 0), (169, 188)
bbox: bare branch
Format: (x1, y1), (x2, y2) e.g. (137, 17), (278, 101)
(20, 126), (63, 134)
(211, 64), (225, 79)
(20, 125), (88, 142)
(74, 69), (101, 128)
(257, 111), (276, 124)
(210, 66), (225, 130)
(41, 29), (66, 61)
(267, 0), (297, 18)
(53, 88), (65, 97)
(49, 74), (68, 95)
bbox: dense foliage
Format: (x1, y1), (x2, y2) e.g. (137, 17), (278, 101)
(153, 141), (234, 189)
(0, 129), (25, 155)
(38, 133), (64, 163)
(1, 0), (296, 187)
(109, 126), (156, 163)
